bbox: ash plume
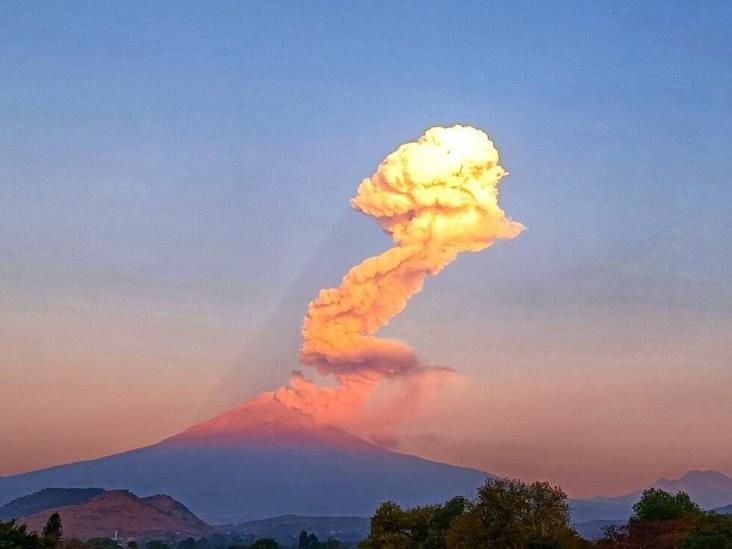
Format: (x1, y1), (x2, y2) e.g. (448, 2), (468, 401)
(273, 125), (523, 426)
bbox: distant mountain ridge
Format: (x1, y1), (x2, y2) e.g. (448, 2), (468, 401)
(3, 488), (371, 544)
(571, 470), (732, 527)
(654, 470), (732, 509)
(6, 396), (729, 530)
(0, 487), (105, 520)
(9, 489), (212, 540)
(0, 396), (489, 523)
(220, 514), (370, 545)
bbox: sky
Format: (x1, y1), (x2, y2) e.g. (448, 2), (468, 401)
(1, 1), (731, 497)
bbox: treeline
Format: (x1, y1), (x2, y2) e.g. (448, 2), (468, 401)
(361, 478), (586, 548)
(0, 515), (345, 549)
(146, 531), (346, 549)
(361, 478), (732, 548)
(597, 487), (732, 548)
(3, 477), (732, 548)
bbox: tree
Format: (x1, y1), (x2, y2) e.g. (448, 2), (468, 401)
(424, 497), (469, 549)
(42, 513), (63, 547)
(361, 499), (459, 549)
(0, 519), (43, 549)
(361, 501), (413, 548)
(598, 490), (705, 548)
(361, 479), (588, 548)
(249, 539), (280, 549)
(597, 517), (698, 549)
(86, 539), (121, 548)
(680, 513), (732, 549)
(63, 539), (89, 549)
(299, 530), (320, 549)
(445, 478), (586, 549)
(146, 541), (171, 549)
(631, 488), (701, 522)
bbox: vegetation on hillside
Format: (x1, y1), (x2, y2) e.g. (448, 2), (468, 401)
(3, 479), (732, 548)
(0, 514), (345, 549)
(596, 487), (732, 548)
(359, 478), (732, 548)
(362, 478), (588, 549)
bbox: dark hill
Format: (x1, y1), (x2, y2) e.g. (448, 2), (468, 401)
(16, 489), (211, 540)
(0, 487), (105, 520)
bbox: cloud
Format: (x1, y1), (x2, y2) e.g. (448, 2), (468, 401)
(268, 126), (523, 427)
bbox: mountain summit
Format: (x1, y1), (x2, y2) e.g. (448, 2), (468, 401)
(168, 393), (383, 454)
(571, 469), (732, 527)
(0, 397), (488, 523)
(653, 470), (732, 509)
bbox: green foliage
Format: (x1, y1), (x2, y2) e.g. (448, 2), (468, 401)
(680, 513), (732, 549)
(361, 498), (464, 549)
(362, 479), (583, 549)
(0, 518), (43, 549)
(0, 518), (286, 549)
(43, 513), (63, 547)
(147, 542), (172, 549)
(299, 530), (320, 549)
(361, 501), (411, 548)
(84, 539), (119, 548)
(424, 497), (469, 549)
(55, 540), (127, 549)
(203, 533), (252, 548)
(298, 530), (340, 549)
(145, 533), (267, 549)
(597, 517), (698, 549)
(597, 491), (732, 548)
(62, 539), (90, 549)
(631, 488), (701, 522)
(225, 539), (280, 549)
(446, 478), (584, 549)
(248, 539), (279, 549)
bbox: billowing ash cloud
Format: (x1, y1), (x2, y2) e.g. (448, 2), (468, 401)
(272, 125), (523, 426)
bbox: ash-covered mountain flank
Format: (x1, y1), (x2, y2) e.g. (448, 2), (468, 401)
(0, 396), (488, 523)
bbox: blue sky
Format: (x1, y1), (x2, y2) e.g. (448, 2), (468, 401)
(1, 1), (731, 495)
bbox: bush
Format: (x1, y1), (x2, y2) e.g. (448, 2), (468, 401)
(631, 488), (701, 522)
(446, 478), (586, 549)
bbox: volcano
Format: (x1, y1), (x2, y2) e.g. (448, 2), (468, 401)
(0, 396), (489, 523)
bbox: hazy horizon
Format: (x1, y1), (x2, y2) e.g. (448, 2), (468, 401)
(2, 1), (731, 499)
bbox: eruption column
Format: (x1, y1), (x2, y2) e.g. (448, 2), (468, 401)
(276, 125), (523, 423)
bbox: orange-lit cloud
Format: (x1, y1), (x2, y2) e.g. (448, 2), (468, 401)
(274, 125), (523, 426)
(273, 370), (379, 422)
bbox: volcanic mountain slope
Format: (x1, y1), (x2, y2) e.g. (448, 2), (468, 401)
(15, 489), (211, 540)
(0, 395), (489, 523)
